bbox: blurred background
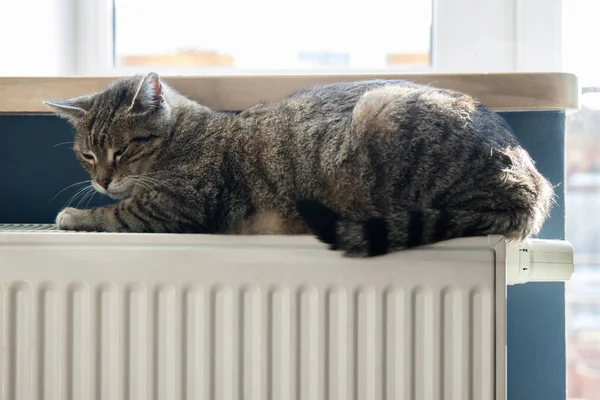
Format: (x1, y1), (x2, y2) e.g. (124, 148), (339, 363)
(1, 0), (599, 398)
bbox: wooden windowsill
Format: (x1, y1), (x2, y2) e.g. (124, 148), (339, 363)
(0, 72), (579, 113)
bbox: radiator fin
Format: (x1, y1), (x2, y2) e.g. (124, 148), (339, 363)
(67, 283), (91, 400)
(40, 284), (60, 400)
(96, 283), (118, 400)
(471, 287), (494, 400)
(327, 287), (348, 400)
(241, 286), (261, 400)
(298, 286), (320, 400)
(0, 280), (496, 400)
(442, 287), (466, 400)
(9, 282), (33, 400)
(125, 284), (147, 400)
(384, 287), (407, 400)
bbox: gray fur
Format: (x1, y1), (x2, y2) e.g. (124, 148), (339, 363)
(46, 73), (554, 257)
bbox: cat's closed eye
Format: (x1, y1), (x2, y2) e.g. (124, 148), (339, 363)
(82, 153), (95, 161)
(114, 146), (128, 157)
(130, 135), (160, 143)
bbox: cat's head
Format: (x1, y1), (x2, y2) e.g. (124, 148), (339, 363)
(45, 73), (172, 199)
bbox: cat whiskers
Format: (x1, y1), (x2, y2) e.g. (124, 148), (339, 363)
(84, 190), (98, 209)
(133, 178), (157, 193)
(129, 172), (173, 194)
(123, 177), (157, 195)
(77, 186), (98, 208)
(52, 141), (76, 148)
(62, 184), (95, 209)
(48, 180), (92, 205)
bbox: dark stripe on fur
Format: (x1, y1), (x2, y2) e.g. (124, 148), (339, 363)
(128, 205), (153, 232)
(440, 122), (453, 141)
(157, 187), (197, 222)
(395, 94), (423, 193)
(141, 202), (173, 224)
(461, 215), (494, 238)
(113, 205), (131, 231)
(295, 200), (340, 248)
(365, 218), (389, 256)
(407, 210), (424, 247)
(433, 209), (451, 242)
(87, 111), (98, 138)
(125, 148), (155, 164)
(108, 90), (127, 125)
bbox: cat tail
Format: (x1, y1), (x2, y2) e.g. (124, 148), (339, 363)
(295, 200), (542, 257)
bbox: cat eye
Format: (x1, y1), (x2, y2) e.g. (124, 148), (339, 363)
(130, 135), (160, 143)
(82, 153), (95, 161)
(114, 146), (128, 157)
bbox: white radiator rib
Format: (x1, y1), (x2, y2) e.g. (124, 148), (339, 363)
(0, 228), (574, 400)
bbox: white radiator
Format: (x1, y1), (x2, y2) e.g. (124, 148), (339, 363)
(0, 226), (574, 400)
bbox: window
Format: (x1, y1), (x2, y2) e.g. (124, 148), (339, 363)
(64, 0), (559, 76)
(0, 0), (561, 76)
(113, 0), (432, 71)
(564, 1), (600, 398)
(566, 89), (600, 400)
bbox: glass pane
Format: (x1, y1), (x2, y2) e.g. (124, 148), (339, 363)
(113, 0), (432, 70)
(566, 90), (600, 400)
(566, 93), (600, 400)
(565, 2), (600, 398)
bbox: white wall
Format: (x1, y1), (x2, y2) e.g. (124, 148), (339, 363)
(0, 0), (75, 76)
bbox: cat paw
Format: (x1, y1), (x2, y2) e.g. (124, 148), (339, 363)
(56, 207), (85, 230)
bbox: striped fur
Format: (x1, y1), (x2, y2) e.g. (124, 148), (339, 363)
(47, 73), (554, 257)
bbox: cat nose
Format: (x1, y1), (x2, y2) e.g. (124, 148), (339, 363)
(96, 177), (111, 189)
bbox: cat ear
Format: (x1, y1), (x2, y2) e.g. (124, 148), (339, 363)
(43, 95), (93, 123)
(129, 72), (164, 114)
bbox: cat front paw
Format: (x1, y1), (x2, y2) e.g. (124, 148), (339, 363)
(56, 207), (87, 231)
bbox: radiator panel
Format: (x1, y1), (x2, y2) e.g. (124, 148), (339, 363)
(0, 233), (501, 400)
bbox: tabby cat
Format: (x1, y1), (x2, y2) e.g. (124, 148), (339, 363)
(45, 73), (553, 257)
